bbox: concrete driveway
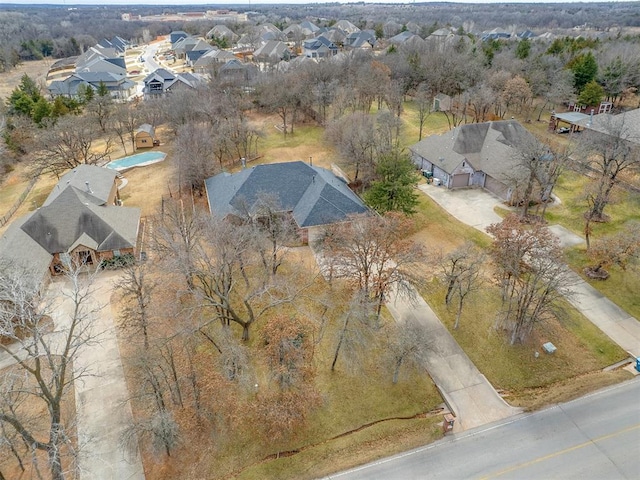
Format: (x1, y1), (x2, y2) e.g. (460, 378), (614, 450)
(418, 184), (639, 357)
(46, 272), (145, 480)
(386, 285), (521, 431)
(418, 184), (585, 248)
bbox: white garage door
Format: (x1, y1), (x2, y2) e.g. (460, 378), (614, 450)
(451, 173), (470, 188)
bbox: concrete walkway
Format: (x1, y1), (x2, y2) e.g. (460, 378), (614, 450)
(418, 184), (640, 357)
(386, 285), (521, 431)
(46, 272), (145, 480)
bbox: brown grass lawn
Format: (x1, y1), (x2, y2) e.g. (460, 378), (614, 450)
(112, 245), (444, 480)
(0, 59), (51, 101)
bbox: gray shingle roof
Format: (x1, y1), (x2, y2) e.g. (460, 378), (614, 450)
(21, 186), (140, 255)
(45, 164), (117, 206)
(410, 120), (536, 184)
(205, 161), (367, 228)
(0, 213), (53, 279)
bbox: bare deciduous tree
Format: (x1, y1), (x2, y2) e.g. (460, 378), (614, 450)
(0, 261), (101, 480)
(318, 213), (426, 318)
(487, 215), (574, 345)
(577, 115), (640, 223)
(33, 115), (112, 177)
(439, 243), (485, 329)
(385, 318), (431, 384)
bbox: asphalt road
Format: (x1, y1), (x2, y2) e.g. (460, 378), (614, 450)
(326, 379), (640, 480)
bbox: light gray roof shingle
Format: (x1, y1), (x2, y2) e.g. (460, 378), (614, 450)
(45, 164), (116, 206)
(410, 120), (537, 184)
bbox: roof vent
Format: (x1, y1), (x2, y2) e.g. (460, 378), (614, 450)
(439, 157), (445, 163)
(85, 181), (92, 193)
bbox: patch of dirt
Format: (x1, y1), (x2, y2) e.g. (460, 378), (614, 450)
(0, 59), (52, 102)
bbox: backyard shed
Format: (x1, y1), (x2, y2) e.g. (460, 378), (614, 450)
(135, 124), (156, 149)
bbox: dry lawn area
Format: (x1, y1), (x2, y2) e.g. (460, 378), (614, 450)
(0, 59), (51, 101)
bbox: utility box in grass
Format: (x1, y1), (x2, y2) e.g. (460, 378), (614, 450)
(542, 342), (557, 354)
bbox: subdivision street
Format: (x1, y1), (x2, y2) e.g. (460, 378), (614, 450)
(326, 379), (640, 480)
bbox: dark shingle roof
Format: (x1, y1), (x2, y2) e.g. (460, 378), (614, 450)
(205, 161), (367, 228)
(21, 187), (139, 255)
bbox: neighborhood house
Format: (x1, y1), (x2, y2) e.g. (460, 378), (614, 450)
(205, 161), (368, 244)
(409, 120), (539, 202)
(0, 165), (140, 279)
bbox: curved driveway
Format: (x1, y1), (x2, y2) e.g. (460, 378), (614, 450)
(418, 184), (640, 357)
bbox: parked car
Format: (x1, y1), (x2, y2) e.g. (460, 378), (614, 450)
(557, 126), (571, 134)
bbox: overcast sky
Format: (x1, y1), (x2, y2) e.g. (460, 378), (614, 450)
(0, 1), (621, 5)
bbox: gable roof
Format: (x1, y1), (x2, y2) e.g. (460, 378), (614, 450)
(409, 120), (536, 184)
(389, 31), (422, 44)
(333, 20), (360, 34)
(20, 186), (139, 255)
(254, 40), (290, 60)
(304, 36), (338, 53)
(345, 30), (376, 48)
(143, 68), (176, 83)
(45, 164), (117, 206)
(205, 161), (367, 228)
(136, 123), (155, 137)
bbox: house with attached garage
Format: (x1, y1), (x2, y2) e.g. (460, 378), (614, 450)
(0, 165), (140, 279)
(409, 120), (539, 202)
(143, 68), (201, 97)
(204, 161), (368, 244)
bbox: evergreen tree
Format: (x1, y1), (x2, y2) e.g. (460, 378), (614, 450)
(96, 81), (109, 97)
(577, 80), (605, 107)
(364, 151), (419, 215)
(515, 39), (531, 59)
(32, 97), (52, 125)
(569, 51), (598, 93)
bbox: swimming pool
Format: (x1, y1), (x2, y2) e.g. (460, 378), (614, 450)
(106, 151), (166, 171)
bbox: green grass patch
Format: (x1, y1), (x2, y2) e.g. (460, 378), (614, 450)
(421, 278), (627, 407)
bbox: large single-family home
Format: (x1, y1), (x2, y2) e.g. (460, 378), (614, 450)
(345, 30), (377, 50)
(192, 48), (237, 72)
(48, 72), (136, 100)
(303, 36), (338, 58)
(173, 37), (212, 59)
(253, 40), (292, 65)
(409, 120), (540, 202)
(207, 24), (239, 44)
(0, 165), (140, 279)
(143, 68), (201, 97)
(204, 161), (368, 243)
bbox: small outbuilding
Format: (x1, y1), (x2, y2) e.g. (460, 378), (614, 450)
(135, 124), (156, 149)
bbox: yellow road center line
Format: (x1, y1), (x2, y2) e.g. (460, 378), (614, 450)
(478, 423), (640, 480)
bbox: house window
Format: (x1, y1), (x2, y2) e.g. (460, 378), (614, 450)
(113, 250), (121, 257)
(462, 162), (465, 167)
